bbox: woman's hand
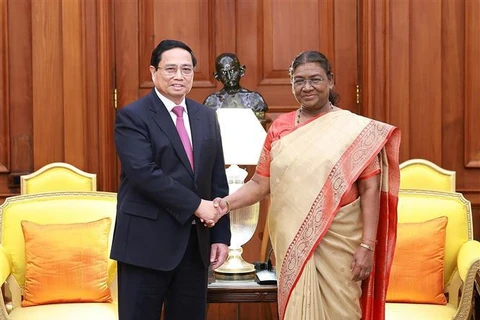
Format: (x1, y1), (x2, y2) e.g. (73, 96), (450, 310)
(350, 245), (374, 281)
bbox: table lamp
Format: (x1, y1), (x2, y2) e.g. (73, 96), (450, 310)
(214, 108), (267, 275)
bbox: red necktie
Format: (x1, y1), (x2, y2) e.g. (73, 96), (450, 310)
(172, 106), (194, 170)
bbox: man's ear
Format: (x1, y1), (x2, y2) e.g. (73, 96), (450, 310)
(149, 66), (156, 82)
(213, 71), (220, 81)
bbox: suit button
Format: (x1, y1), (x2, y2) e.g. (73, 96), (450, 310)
(193, 184), (198, 190)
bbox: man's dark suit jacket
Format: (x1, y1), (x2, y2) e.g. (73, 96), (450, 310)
(110, 89), (230, 271)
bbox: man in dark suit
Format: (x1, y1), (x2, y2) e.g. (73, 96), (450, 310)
(111, 39), (230, 320)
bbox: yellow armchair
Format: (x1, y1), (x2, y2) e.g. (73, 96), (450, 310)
(385, 189), (480, 319)
(400, 159), (456, 192)
(20, 162), (97, 194)
(0, 192), (118, 320)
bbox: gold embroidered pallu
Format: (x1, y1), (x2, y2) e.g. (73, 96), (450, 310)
(268, 110), (400, 320)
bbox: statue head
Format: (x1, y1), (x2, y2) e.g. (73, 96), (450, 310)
(213, 53), (246, 90)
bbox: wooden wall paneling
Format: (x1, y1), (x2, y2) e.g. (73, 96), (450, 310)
(6, 0), (33, 178)
(138, 0), (154, 91)
(79, 1), (115, 191)
(114, 0), (139, 110)
(441, 0), (464, 176)
(31, 0), (64, 168)
(82, 0), (116, 191)
(359, 1), (387, 120)
(237, 0), (270, 106)
(0, 175), (10, 204)
(332, 0), (357, 112)
(0, 0), (11, 201)
(462, 0), (480, 238)
(258, 0), (324, 111)
(408, 1), (442, 163)
(387, 0), (412, 160)
(212, 0), (236, 58)
(465, 0), (480, 168)
(93, 0), (116, 192)
(472, 204), (480, 240)
(84, 0), (101, 187)
(206, 303), (238, 320)
(0, 0), (9, 173)
(62, 0), (86, 169)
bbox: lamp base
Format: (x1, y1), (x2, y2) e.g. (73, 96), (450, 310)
(214, 271), (256, 281)
(214, 247), (255, 274)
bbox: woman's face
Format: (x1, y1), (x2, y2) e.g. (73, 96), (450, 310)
(291, 62), (332, 110)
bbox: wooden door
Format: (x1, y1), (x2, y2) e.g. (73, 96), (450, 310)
(114, 1), (358, 319)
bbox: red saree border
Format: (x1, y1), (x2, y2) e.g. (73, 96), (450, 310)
(361, 130), (401, 320)
(277, 119), (400, 320)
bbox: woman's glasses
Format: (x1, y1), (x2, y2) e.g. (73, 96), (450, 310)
(292, 77), (326, 87)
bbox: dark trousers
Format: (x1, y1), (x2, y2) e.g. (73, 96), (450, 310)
(117, 226), (208, 320)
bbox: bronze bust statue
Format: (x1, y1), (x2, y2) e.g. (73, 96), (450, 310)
(204, 53), (268, 120)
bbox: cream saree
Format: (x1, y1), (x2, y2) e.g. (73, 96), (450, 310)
(268, 110), (400, 320)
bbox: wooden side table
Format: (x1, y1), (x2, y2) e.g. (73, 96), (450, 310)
(207, 278), (277, 303)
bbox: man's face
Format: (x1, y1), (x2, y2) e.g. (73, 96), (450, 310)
(149, 48), (194, 104)
(215, 56), (242, 88)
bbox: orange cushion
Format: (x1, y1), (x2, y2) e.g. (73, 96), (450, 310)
(21, 218), (112, 307)
(386, 216), (448, 304)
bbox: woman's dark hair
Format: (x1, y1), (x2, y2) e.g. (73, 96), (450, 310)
(288, 51), (340, 105)
(150, 39), (197, 69)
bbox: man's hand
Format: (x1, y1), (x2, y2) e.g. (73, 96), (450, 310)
(198, 198), (230, 228)
(195, 200), (220, 227)
(210, 243), (229, 270)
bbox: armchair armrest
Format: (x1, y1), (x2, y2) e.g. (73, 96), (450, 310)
(457, 240), (480, 281)
(1, 244), (12, 320)
(452, 240), (480, 320)
(0, 245), (11, 284)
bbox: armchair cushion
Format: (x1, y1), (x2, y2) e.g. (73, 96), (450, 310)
(386, 216), (447, 304)
(21, 218), (112, 307)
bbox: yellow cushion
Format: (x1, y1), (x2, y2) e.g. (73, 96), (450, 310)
(387, 216), (447, 304)
(21, 218), (112, 307)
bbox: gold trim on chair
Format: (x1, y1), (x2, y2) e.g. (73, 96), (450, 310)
(20, 162), (97, 194)
(400, 159), (456, 192)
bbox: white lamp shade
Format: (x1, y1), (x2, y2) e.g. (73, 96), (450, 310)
(216, 108), (267, 165)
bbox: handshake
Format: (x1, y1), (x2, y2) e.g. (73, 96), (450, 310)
(194, 198), (230, 228)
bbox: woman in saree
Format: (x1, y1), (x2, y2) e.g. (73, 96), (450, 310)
(215, 51), (401, 320)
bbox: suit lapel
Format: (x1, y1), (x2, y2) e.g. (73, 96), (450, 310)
(148, 91), (194, 177)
